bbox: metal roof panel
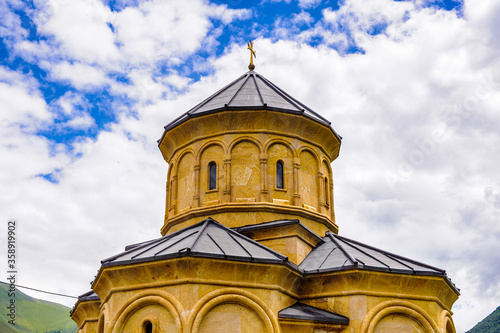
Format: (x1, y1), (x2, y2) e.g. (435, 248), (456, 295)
(300, 232), (447, 276)
(278, 302), (349, 324)
(162, 71), (335, 133)
(101, 218), (289, 267)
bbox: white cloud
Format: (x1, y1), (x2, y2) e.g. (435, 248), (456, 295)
(0, 67), (52, 130)
(298, 0), (321, 9)
(31, 0), (250, 70)
(0, 128), (165, 307)
(35, 0), (119, 65)
(292, 11), (314, 25)
(208, 2), (252, 24)
(56, 92), (84, 115)
(49, 61), (109, 89)
(65, 113), (95, 129)
(112, 0), (225, 64)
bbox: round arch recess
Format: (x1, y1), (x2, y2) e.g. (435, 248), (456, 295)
(264, 139), (295, 158)
(439, 310), (457, 333)
(360, 300), (439, 333)
(228, 136), (263, 154)
(187, 289), (280, 333)
(97, 303), (111, 333)
(196, 140), (228, 161)
(111, 291), (184, 333)
(174, 149), (196, 170)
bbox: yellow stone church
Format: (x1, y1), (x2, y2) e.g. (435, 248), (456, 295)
(71, 50), (459, 332)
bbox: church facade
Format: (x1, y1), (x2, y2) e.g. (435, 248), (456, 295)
(71, 68), (459, 333)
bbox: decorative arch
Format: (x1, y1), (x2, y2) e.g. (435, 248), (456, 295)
(175, 150), (196, 212)
(197, 140), (227, 161)
(298, 147), (320, 211)
(320, 158), (332, 178)
(296, 146), (321, 163)
(439, 310), (456, 333)
(229, 136), (263, 154)
(97, 303), (109, 333)
(173, 148), (197, 170)
(111, 290), (184, 333)
(230, 139), (262, 201)
(360, 300), (439, 333)
(166, 159), (175, 215)
(266, 141), (294, 205)
(187, 288), (280, 333)
(263, 138), (294, 157)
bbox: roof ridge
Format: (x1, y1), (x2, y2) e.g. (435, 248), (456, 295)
(257, 73), (331, 125)
(206, 232), (226, 256)
(226, 73), (251, 107)
(227, 232), (254, 259)
(334, 235), (392, 270)
(153, 230), (199, 257)
(326, 232), (357, 266)
(189, 73), (247, 114)
(316, 247), (339, 272)
(101, 220), (209, 264)
(334, 234), (445, 273)
(251, 74), (266, 105)
(225, 222), (289, 262)
(256, 73), (305, 114)
(186, 218), (213, 252)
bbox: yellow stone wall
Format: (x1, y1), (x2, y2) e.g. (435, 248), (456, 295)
(71, 299), (100, 333)
(72, 256), (457, 333)
(159, 110), (341, 236)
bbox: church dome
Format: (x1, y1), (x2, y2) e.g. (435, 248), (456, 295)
(162, 70), (339, 134)
(158, 70), (342, 237)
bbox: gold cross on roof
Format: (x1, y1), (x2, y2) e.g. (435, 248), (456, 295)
(247, 39), (256, 70)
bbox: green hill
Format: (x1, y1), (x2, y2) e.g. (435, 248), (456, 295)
(467, 306), (500, 333)
(0, 282), (77, 333)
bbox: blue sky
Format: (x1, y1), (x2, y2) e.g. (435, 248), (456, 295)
(0, 0), (463, 155)
(1, 0), (499, 331)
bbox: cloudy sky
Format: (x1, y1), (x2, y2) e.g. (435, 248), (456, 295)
(1, 0), (499, 331)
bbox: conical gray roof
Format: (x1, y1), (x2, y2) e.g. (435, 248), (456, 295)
(299, 232), (449, 277)
(101, 218), (290, 267)
(163, 71), (335, 132)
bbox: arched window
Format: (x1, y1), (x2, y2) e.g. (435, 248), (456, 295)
(143, 321), (153, 333)
(276, 161), (284, 189)
(209, 161), (217, 190)
(324, 177), (329, 205)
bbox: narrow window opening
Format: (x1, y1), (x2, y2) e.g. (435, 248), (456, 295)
(324, 177), (329, 205)
(209, 162), (217, 190)
(144, 321), (153, 333)
(276, 161), (284, 189)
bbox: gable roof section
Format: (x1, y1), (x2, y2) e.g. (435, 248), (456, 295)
(162, 71), (337, 134)
(77, 290), (100, 302)
(299, 232), (447, 277)
(99, 218), (457, 294)
(278, 302), (349, 324)
(101, 218), (290, 267)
